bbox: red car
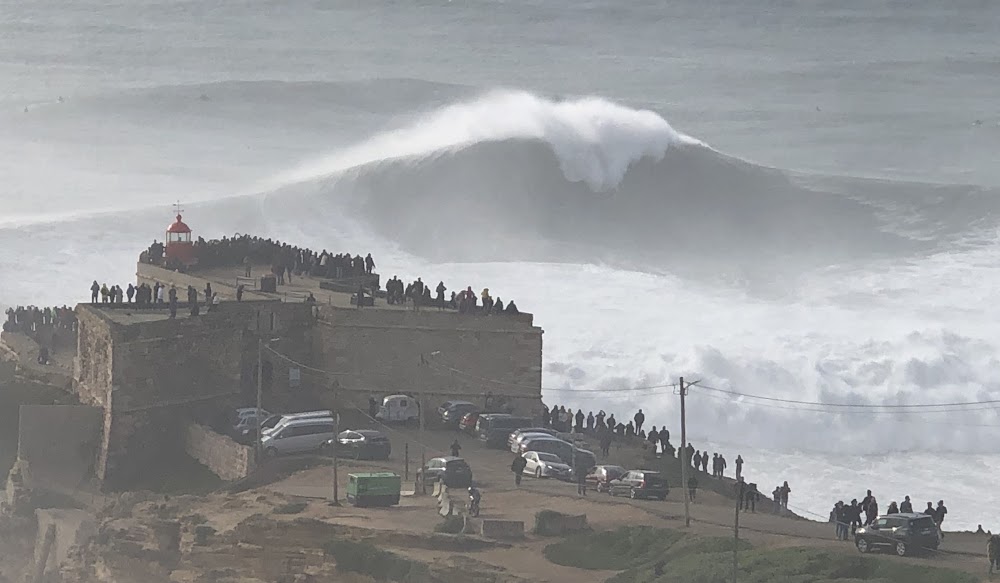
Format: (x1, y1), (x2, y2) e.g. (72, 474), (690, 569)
(459, 411), (482, 434)
(586, 465), (626, 493)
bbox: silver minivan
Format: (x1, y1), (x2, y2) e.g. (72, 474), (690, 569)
(262, 410), (333, 436)
(260, 418), (336, 456)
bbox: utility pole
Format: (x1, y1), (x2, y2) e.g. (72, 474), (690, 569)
(256, 337), (264, 459)
(733, 480), (741, 583)
(679, 376), (690, 527)
(331, 413), (341, 506)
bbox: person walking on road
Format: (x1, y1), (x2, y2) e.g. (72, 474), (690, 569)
(450, 439), (461, 458)
(511, 454), (527, 487)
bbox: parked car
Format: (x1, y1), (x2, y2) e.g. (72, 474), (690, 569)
(477, 415), (533, 448)
(231, 409), (271, 441)
(508, 427), (558, 451)
(260, 418), (337, 457)
(325, 429), (391, 460)
(416, 456), (473, 489)
(586, 465), (627, 493)
(438, 401), (479, 427)
(376, 395), (420, 423)
(262, 410), (334, 436)
(518, 436), (573, 457)
(522, 451), (572, 479)
(510, 431), (558, 453)
(608, 470), (669, 500)
(855, 513), (940, 556)
(459, 411), (484, 434)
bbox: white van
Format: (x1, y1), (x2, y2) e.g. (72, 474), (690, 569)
(260, 418), (337, 457)
(262, 410), (334, 436)
(375, 395), (420, 423)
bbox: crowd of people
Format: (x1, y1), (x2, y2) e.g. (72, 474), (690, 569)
(830, 492), (949, 541)
(382, 277), (520, 315)
(145, 235), (527, 315)
(87, 280), (222, 319)
(3, 305), (77, 334)
(539, 403), (785, 512)
(144, 235), (377, 281)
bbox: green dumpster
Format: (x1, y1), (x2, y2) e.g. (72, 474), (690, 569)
(347, 472), (402, 507)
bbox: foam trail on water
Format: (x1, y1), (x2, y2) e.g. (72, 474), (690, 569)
(275, 90), (702, 192)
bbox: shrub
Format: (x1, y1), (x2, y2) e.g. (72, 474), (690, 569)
(272, 501), (308, 514)
(324, 539), (428, 581)
(435, 515), (465, 534)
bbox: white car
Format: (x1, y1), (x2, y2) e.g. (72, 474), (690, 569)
(522, 451), (571, 479)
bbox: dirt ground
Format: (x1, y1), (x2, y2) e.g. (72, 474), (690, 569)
(258, 421), (994, 582)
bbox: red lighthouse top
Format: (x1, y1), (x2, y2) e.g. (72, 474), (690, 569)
(167, 214), (191, 234)
(164, 203), (196, 266)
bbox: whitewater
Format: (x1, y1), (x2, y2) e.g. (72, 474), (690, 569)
(3, 0), (1000, 531)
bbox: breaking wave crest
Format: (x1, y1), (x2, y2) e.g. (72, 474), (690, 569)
(268, 91), (938, 272)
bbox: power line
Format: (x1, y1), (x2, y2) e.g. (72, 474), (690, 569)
(694, 389), (1000, 421)
(695, 382), (1000, 411)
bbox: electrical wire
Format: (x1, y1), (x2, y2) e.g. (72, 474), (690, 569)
(695, 382), (1000, 410)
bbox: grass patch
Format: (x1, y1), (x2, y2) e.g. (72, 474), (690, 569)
(324, 539), (430, 581)
(272, 501), (308, 514)
(546, 527), (976, 583)
(544, 526), (685, 570)
(434, 515), (465, 534)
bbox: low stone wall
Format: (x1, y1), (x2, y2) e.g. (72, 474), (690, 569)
(183, 422), (255, 481)
(480, 519), (524, 540)
(533, 510), (588, 536)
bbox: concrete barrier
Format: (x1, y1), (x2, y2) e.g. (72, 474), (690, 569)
(480, 520), (524, 540)
(533, 511), (589, 536)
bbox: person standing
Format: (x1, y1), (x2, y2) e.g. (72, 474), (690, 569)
(780, 481), (791, 509)
(735, 455), (744, 480)
(576, 464), (587, 496)
(450, 439), (462, 458)
(900, 495), (913, 513)
(633, 409), (645, 434)
(935, 500), (948, 539)
(687, 475), (698, 502)
(511, 454), (527, 487)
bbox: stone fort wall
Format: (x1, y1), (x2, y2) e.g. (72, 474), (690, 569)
(313, 306), (543, 416)
(74, 301), (314, 487)
(73, 264), (543, 487)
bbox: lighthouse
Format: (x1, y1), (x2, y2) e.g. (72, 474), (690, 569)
(164, 204), (196, 267)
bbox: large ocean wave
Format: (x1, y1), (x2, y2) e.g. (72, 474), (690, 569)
(262, 90), (995, 275)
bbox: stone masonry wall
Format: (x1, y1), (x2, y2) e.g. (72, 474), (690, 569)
(314, 306), (543, 415)
(74, 307), (113, 408)
(74, 301), (314, 487)
(183, 422), (255, 481)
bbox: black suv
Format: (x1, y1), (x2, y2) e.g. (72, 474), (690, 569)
(608, 470), (669, 500)
(855, 513), (940, 556)
(416, 456), (473, 488)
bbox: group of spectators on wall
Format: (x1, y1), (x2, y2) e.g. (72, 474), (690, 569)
(143, 234), (377, 282)
(382, 277), (521, 315)
(3, 305), (77, 335)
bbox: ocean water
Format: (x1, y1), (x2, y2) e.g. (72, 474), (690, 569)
(2, 0), (1000, 531)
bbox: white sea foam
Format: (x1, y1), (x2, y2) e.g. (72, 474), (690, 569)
(275, 90), (702, 192)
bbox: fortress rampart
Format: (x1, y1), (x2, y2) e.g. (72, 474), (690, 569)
(63, 262), (542, 487)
